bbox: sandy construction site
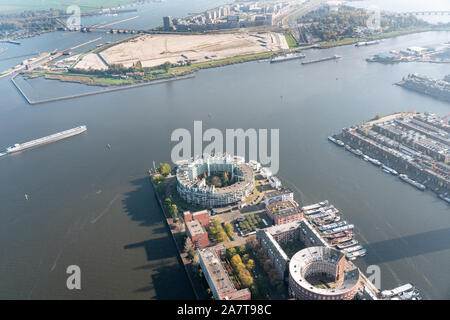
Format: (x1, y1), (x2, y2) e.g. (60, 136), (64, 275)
(76, 32), (289, 70)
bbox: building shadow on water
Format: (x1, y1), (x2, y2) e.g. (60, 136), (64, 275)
(134, 264), (195, 300)
(122, 177), (164, 227)
(363, 227), (450, 265)
(124, 237), (180, 262)
(122, 176), (195, 299)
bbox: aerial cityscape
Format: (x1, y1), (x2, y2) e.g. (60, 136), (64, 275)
(0, 0), (449, 307)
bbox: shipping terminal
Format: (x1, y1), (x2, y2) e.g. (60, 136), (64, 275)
(0, 125), (87, 157)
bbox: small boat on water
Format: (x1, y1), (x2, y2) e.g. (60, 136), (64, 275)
(399, 174), (426, 191)
(337, 239), (359, 249)
(381, 165), (398, 175)
(328, 136), (345, 147)
(341, 245), (363, 254)
(331, 235), (353, 245)
(322, 224), (354, 235)
(319, 221), (348, 232)
(345, 145), (363, 157)
(325, 230), (353, 239)
(347, 248), (367, 260)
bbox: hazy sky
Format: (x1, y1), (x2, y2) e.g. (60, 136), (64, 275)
(350, 0), (450, 12)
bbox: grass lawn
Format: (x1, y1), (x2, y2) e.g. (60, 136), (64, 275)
(283, 32), (298, 48)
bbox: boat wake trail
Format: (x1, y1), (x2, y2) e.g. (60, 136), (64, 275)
(90, 194), (121, 224)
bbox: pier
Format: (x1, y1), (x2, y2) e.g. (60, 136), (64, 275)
(11, 74), (195, 105)
(301, 55), (342, 65)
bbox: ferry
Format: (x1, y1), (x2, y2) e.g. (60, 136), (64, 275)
(336, 239), (358, 249)
(2, 126), (87, 155)
(381, 165), (398, 175)
(346, 248), (367, 260)
(328, 136), (345, 147)
(399, 174), (426, 191)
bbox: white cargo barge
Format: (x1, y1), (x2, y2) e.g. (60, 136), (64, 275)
(1, 125), (87, 156)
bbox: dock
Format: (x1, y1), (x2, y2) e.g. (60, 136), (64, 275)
(301, 55), (342, 65)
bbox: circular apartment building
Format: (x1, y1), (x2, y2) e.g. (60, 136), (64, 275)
(288, 246), (360, 300)
(176, 154), (255, 208)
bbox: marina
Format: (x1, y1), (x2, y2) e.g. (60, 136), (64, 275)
(301, 201), (364, 260)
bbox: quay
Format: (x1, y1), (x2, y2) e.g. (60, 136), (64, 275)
(11, 74), (195, 105)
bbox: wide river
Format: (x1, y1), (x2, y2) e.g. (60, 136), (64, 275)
(0, 0), (449, 299)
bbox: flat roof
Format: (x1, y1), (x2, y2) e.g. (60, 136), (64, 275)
(186, 220), (206, 237)
(265, 189), (293, 197)
(198, 247), (236, 298)
(266, 201), (301, 218)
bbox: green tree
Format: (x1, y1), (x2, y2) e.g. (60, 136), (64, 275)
(163, 197), (172, 209)
(134, 60), (143, 72)
(187, 248), (195, 260)
(163, 61), (171, 72)
(223, 222), (234, 239)
(246, 259), (255, 271)
(168, 204), (178, 218)
(226, 247), (237, 260)
(157, 163), (171, 176)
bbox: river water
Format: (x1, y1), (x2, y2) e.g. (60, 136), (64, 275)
(0, 1), (449, 299)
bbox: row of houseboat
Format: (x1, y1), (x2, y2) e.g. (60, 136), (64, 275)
(302, 201), (366, 260)
(328, 136), (427, 192)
